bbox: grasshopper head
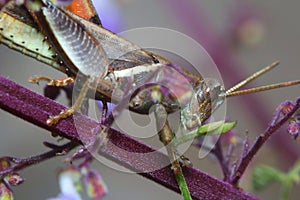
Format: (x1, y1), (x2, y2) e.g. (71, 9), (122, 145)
(129, 84), (180, 114)
(181, 78), (225, 130)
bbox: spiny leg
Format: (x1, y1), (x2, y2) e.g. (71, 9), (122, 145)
(155, 106), (193, 198)
(29, 76), (74, 87)
(46, 79), (90, 126)
(28, 75), (80, 125)
(160, 121), (181, 174)
(154, 104), (184, 174)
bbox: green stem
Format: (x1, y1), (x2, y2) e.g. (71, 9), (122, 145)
(175, 164), (192, 200)
(280, 181), (292, 200)
(172, 121), (235, 199)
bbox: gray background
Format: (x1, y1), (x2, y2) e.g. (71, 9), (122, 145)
(1, 0), (300, 199)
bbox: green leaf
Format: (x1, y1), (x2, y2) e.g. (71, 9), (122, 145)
(253, 161), (300, 199)
(287, 160), (300, 184)
(252, 165), (285, 191)
(210, 121), (237, 135)
(174, 121), (236, 146)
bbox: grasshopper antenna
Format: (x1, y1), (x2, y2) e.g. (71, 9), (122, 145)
(226, 60), (279, 95)
(225, 61), (300, 97)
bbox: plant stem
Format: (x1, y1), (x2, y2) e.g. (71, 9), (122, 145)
(280, 181), (292, 200)
(175, 166), (192, 200)
(231, 97), (300, 185)
(0, 76), (259, 199)
(0, 142), (78, 177)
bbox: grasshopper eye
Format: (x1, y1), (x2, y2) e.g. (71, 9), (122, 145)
(133, 101), (141, 108)
(198, 78), (225, 109)
(181, 79), (225, 130)
(129, 95), (143, 109)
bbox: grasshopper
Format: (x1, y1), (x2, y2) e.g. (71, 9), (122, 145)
(1, 0), (300, 174)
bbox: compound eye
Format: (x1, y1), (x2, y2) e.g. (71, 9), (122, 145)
(133, 101), (141, 108)
(130, 96), (143, 109)
(198, 78), (225, 107)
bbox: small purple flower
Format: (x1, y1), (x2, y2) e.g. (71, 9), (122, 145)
(0, 182), (13, 200)
(287, 111), (300, 140)
(279, 101), (296, 115)
(0, 158), (10, 171)
(287, 121), (300, 140)
(4, 172), (24, 186)
(48, 165), (107, 200)
(82, 167), (108, 199)
(47, 166), (82, 200)
(274, 101), (300, 139)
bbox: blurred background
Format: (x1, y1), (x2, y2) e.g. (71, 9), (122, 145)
(1, 0), (300, 199)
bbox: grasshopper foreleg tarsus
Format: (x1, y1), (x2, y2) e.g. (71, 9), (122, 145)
(28, 76), (74, 87)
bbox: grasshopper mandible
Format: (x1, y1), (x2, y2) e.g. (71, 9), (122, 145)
(1, 0), (300, 173)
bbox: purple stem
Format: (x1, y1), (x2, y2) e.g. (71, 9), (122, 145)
(0, 76), (259, 199)
(164, 0), (299, 163)
(0, 142), (77, 177)
(230, 97), (300, 185)
(212, 141), (231, 181)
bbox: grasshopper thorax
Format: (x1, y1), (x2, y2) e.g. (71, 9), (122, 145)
(181, 78), (225, 130)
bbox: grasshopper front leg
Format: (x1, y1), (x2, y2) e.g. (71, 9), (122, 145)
(46, 78), (90, 126)
(154, 104), (193, 199)
(28, 76), (75, 87)
(154, 104), (183, 174)
(28, 75), (79, 125)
